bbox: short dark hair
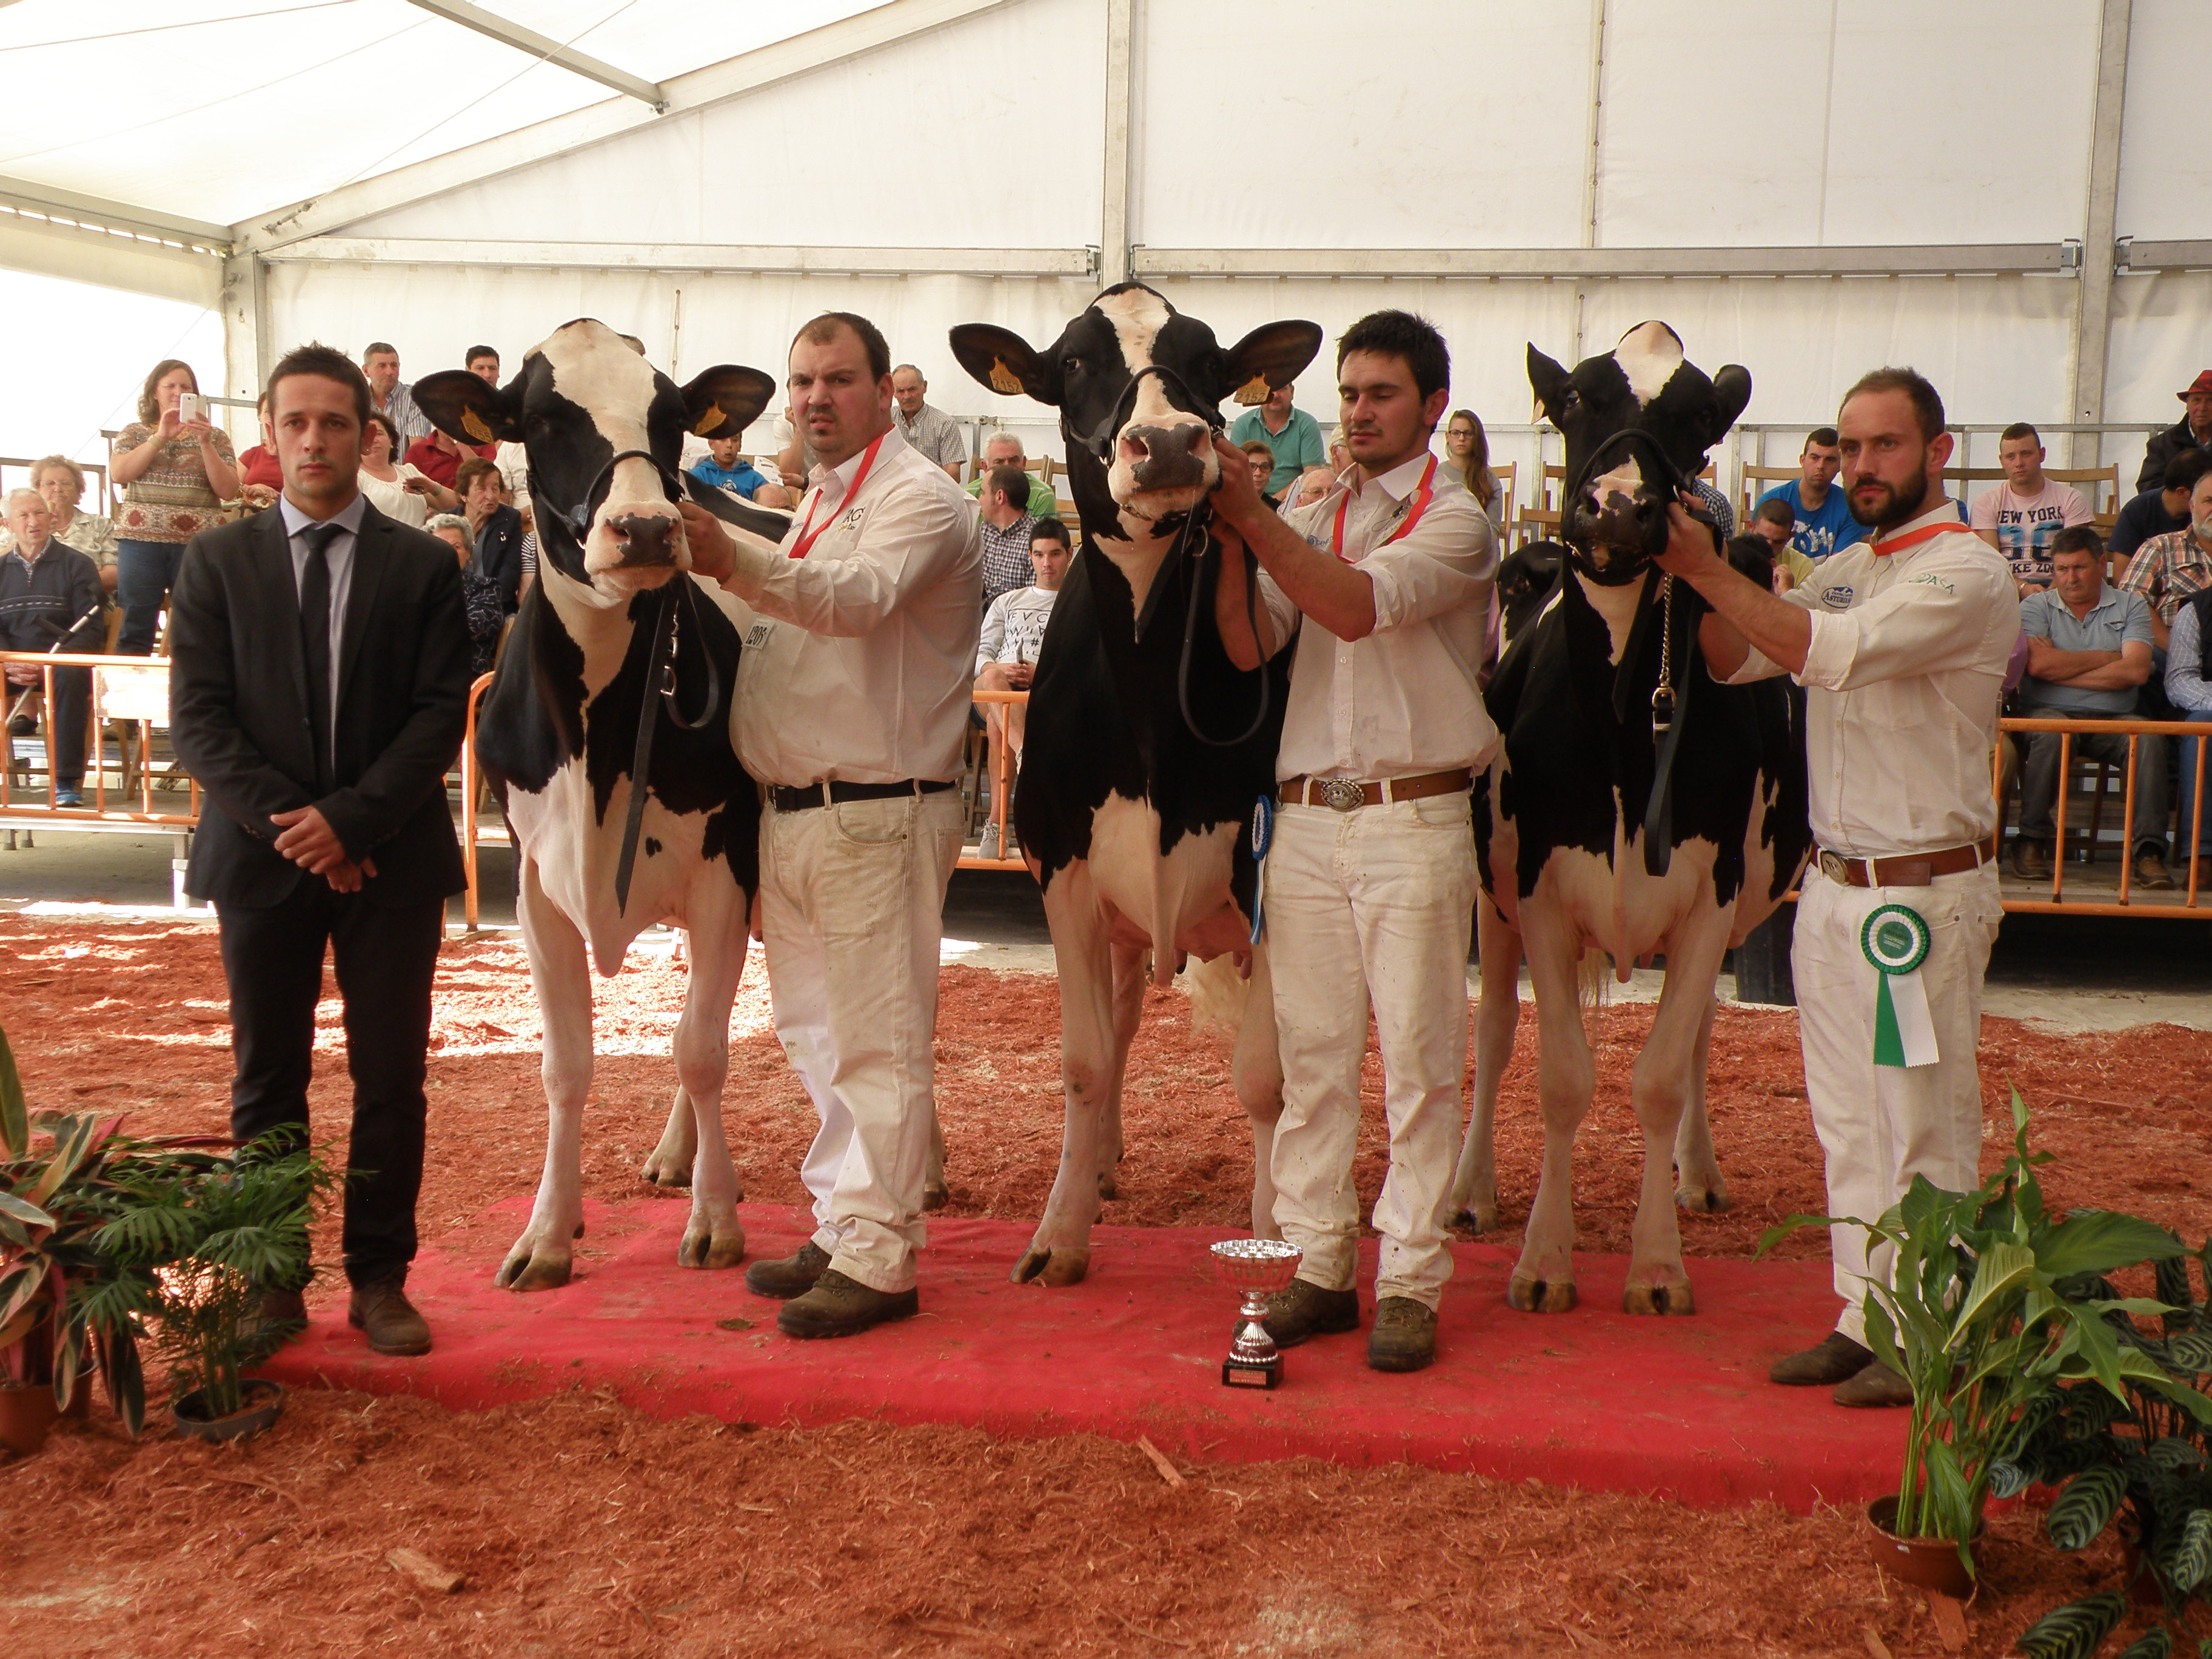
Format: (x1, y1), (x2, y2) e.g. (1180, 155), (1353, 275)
(793, 312), (891, 383)
(1841, 367), (1945, 444)
(2162, 449), (2212, 493)
(267, 342), (372, 428)
(136, 358), (198, 424)
(464, 345), (498, 367)
(1804, 427), (1840, 451)
(363, 341), (397, 361)
(2000, 421), (2042, 446)
(2051, 525), (2104, 561)
(364, 411), (400, 455)
(1031, 517), (1072, 551)
(455, 456), (503, 498)
(1754, 497), (1795, 528)
(987, 463), (1030, 507)
(1336, 309), (1450, 403)
(1239, 438), (1275, 461)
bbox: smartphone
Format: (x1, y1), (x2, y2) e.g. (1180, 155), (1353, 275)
(178, 392), (209, 425)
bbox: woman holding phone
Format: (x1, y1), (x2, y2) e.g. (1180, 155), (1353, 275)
(110, 358), (237, 655)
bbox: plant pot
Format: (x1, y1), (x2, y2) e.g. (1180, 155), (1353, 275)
(0, 1379), (61, 1456)
(172, 1378), (284, 1444)
(1866, 1496), (1983, 1598)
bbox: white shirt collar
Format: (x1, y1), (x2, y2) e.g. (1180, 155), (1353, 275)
(1871, 495), (1965, 543)
(809, 421), (908, 503)
(1353, 449), (1439, 505)
(278, 490), (370, 540)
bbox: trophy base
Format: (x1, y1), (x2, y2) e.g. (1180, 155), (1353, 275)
(1222, 1355), (1282, 1389)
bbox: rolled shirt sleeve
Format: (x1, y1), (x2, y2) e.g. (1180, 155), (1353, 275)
(1364, 496), (1498, 631)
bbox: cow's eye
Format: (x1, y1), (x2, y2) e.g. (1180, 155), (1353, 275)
(1061, 357), (1084, 375)
(1561, 390), (1581, 412)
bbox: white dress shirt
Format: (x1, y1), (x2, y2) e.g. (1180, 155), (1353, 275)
(1724, 498), (2018, 856)
(727, 423), (982, 787)
(278, 490), (368, 746)
(1258, 451), (1499, 782)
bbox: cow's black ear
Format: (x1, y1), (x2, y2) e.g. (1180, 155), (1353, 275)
(949, 324), (1053, 404)
(683, 364), (777, 440)
(1219, 321), (1322, 406)
(415, 369), (521, 447)
(1527, 345), (1571, 423)
(1709, 364), (1752, 435)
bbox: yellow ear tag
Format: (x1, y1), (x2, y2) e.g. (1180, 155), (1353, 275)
(693, 407), (727, 437)
(988, 357), (1024, 395)
(460, 409), (495, 444)
(1232, 374), (1269, 406)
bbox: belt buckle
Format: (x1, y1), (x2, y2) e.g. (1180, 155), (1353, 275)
(1817, 851), (1851, 885)
(1316, 777), (1365, 812)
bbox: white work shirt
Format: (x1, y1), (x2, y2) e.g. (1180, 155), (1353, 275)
(1258, 452), (1499, 782)
(728, 423), (982, 788)
(1724, 499), (2017, 857)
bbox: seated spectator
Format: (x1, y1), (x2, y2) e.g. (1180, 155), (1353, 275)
(464, 345), (500, 384)
(1326, 424), (1353, 477)
(1239, 439), (1280, 508)
(964, 431), (1056, 519)
(766, 404), (816, 491)
(2011, 527), (2170, 888)
(1756, 428), (1863, 561)
(363, 341), (431, 446)
(1972, 423), (2092, 591)
(235, 392), (285, 500)
(1287, 464), (1335, 511)
(404, 425), (471, 490)
(2135, 370), (2212, 494)
(689, 432), (792, 508)
(457, 457), (525, 615)
(0, 456), (119, 595)
(1443, 409), (1501, 524)
(890, 364), (969, 478)
(1748, 498), (1817, 591)
(2117, 468), (2212, 652)
(1228, 380), (1325, 499)
(972, 518), (1072, 860)
(977, 462), (1041, 608)
(427, 512), (504, 681)
(0, 488), (105, 806)
(1688, 474), (1735, 541)
(2165, 585), (2212, 885)
(357, 412), (456, 528)
(2111, 450), (2211, 566)
(110, 356), (236, 656)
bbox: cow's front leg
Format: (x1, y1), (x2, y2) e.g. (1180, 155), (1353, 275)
(1095, 938), (1147, 1201)
(1623, 923), (1731, 1315)
(1233, 943), (1285, 1238)
(672, 886), (748, 1270)
(1016, 868), (1112, 1285)
(641, 1087), (697, 1188)
(1452, 901), (1521, 1233)
(501, 859), (591, 1291)
(1672, 991), (1730, 1215)
(1507, 913), (1594, 1313)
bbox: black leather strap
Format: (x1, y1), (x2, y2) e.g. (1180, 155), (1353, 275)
(770, 778), (956, 814)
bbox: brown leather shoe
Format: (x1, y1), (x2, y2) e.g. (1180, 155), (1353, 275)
(1257, 1279), (1359, 1349)
(776, 1270), (919, 1339)
(1769, 1330), (1872, 1386)
(2010, 839), (2051, 880)
(2133, 849), (2176, 891)
(347, 1279), (432, 1356)
(1366, 1297), (1437, 1373)
(1834, 1359), (1914, 1407)
(240, 1287), (307, 1361)
(745, 1239), (832, 1301)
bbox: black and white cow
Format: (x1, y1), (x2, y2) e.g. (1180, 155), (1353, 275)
(1455, 321), (1810, 1316)
(948, 284), (1321, 1285)
(414, 320), (791, 1292)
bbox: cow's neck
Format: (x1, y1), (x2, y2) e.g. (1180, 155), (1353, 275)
(538, 560), (678, 699)
(1062, 443), (1191, 638)
(1572, 569), (1646, 666)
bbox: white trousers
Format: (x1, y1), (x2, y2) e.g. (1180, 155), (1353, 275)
(1266, 794), (1476, 1310)
(759, 790), (964, 1294)
(1791, 863), (2003, 1343)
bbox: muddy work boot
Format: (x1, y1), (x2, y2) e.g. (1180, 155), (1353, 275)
(1769, 1330), (1872, 1387)
(1256, 1279), (1359, 1348)
(1834, 1360), (1914, 1408)
(745, 1239), (831, 1301)
(348, 1279), (432, 1356)
(776, 1270), (919, 1339)
(1366, 1297), (1438, 1373)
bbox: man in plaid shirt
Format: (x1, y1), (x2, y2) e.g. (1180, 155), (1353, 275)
(976, 463), (1041, 606)
(2119, 469), (2212, 653)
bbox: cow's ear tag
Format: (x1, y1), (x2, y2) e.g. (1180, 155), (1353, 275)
(693, 407), (728, 437)
(988, 357), (1025, 396)
(1232, 374), (1269, 407)
(459, 409), (495, 444)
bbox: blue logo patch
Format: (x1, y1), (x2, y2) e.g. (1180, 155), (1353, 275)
(1820, 585), (1854, 610)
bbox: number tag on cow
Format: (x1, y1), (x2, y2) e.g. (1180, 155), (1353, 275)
(744, 619), (774, 651)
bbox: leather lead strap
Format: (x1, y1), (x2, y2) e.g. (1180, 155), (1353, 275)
(612, 578), (723, 915)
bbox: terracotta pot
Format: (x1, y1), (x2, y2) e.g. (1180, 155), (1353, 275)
(0, 1379), (61, 1456)
(172, 1378), (285, 1444)
(1866, 1496), (1983, 1598)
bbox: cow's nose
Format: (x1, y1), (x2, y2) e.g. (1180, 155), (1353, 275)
(1124, 423), (1207, 490)
(609, 512), (677, 565)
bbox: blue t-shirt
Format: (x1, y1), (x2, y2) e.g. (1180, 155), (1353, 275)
(689, 458), (768, 500)
(1757, 480), (1865, 562)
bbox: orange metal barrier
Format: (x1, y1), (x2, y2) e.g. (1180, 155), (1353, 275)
(959, 686), (1029, 873)
(1991, 716), (2207, 916)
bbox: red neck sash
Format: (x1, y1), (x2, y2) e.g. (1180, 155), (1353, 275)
(787, 432), (887, 560)
(1868, 518), (1962, 558)
(1331, 454), (1439, 562)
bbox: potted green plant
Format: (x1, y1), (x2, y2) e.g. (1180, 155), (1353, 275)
(1761, 1091), (2207, 1592)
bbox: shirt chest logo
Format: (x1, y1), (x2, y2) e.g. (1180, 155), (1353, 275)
(1820, 584), (1854, 609)
(841, 506), (865, 530)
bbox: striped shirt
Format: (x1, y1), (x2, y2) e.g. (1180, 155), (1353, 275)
(2117, 528), (2212, 624)
(979, 511), (1040, 605)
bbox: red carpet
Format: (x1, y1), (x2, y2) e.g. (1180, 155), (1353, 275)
(260, 1199), (1903, 1512)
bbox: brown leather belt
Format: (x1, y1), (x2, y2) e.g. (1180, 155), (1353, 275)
(1816, 844), (1989, 888)
(1279, 768), (1473, 812)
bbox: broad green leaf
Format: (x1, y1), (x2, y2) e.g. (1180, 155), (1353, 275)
(2116, 1627), (2173, 1659)
(2048, 1465), (2128, 1551)
(1989, 1460), (2036, 1500)
(2013, 1593), (2125, 1659)
(2168, 1507), (2212, 1595)
(0, 1190), (52, 1228)
(2039, 1211), (2192, 1279)
(0, 1304), (41, 1349)
(0, 1024), (25, 1159)
(0, 1258), (50, 1329)
(2165, 1332), (2212, 1374)
(1949, 1241), (2037, 1343)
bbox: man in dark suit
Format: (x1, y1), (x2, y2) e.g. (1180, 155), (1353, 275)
(169, 341), (471, 1356)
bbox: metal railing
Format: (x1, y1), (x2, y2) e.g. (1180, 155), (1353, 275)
(0, 649), (198, 824)
(1992, 716), (2208, 915)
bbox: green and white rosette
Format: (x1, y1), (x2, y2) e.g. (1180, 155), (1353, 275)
(1862, 903), (1938, 1069)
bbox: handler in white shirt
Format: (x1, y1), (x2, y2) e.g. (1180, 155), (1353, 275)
(1213, 310), (1497, 1375)
(681, 312), (981, 1341)
(1656, 368), (2016, 1409)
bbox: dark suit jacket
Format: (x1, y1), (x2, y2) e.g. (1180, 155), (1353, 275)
(2137, 418), (2212, 494)
(169, 500), (471, 909)
(471, 502), (525, 615)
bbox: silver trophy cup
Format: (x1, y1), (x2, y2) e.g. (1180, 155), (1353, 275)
(1212, 1237), (1304, 1389)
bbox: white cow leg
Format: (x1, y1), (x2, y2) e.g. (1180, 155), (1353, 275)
(1017, 866), (1113, 1286)
(500, 857), (593, 1291)
(1094, 937), (1147, 1202)
(672, 885), (749, 1271)
(1450, 901), (1521, 1232)
(1672, 990), (1730, 1215)
(1233, 943), (1285, 1239)
(1507, 914), (1594, 1313)
(1623, 920), (1731, 1315)
(641, 1086), (698, 1189)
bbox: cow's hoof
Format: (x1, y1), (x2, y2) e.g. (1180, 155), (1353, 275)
(678, 1221), (746, 1270)
(1674, 1182), (1731, 1215)
(1455, 1200), (1499, 1235)
(639, 1153), (691, 1190)
(1506, 1276), (1576, 1313)
(920, 1182), (949, 1213)
(1011, 1244), (1090, 1287)
(496, 1248), (572, 1292)
(1623, 1280), (1696, 1316)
